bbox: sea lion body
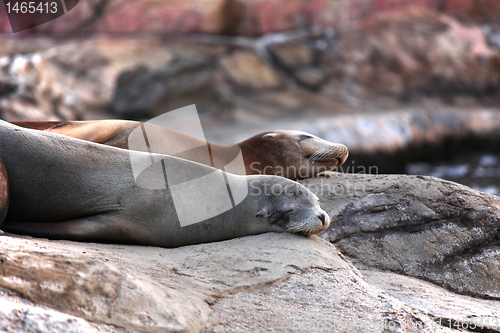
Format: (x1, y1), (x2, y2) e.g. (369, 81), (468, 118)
(11, 121), (348, 179)
(0, 121), (330, 247)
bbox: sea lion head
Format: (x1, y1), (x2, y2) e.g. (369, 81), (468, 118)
(251, 178), (330, 236)
(241, 130), (348, 179)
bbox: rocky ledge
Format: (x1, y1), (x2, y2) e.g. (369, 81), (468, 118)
(0, 174), (499, 332)
(304, 173), (500, 300)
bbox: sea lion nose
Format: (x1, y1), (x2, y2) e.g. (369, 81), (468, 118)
(317, 211), (331, 229)
(335, 144), (349, 166)
(318, 213), (326, 226)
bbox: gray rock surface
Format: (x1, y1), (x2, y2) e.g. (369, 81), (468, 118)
(0, 229), (470, 333)
(207, 268), (457, 333)
(299, 173), (500, 299)
(0, 288), (124, 333)
(363, 270), (500, 332)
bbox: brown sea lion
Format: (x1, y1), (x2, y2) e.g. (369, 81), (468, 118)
(11, 121), (349, 179)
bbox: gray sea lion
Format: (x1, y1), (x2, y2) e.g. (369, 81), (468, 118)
(11, 121), (348, 179)
(0, 121), (330, 247)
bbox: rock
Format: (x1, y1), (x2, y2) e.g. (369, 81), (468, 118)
(345, 0), (500, 28)
(0, 53), (82, 121)
(299, 173), (500, 299)
(293, 67), (326, 90)
(109, 52), (232, 119)
(268, 41), (314, 69)
(486, 26), (500, 51)
(0, 43), (119, 121)
(0, 231), (473, 332)
(0, 288), (124, 333)
(0, 251), (209, 332)
(443, 0), (500, 24)
(363, 270), (500, 332)
(207, 268), (456, 333)
(322, 12), (500, 101)
(0, 39), (236, 121)
(268, 41), (326, 90)
(219, 50), (284, 90)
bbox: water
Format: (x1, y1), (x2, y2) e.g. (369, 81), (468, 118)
(406, 154), (500, 196)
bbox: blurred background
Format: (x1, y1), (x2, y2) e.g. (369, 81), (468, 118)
(1, 0), (500, 194)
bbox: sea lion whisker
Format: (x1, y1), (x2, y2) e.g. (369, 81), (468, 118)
(286, 225), (306, 233)
(307, 151), (322, 161)
(290, 223), (318, 234)
(308, 145), (348, 163)
(313, 151), (331, 162)
(307, 149), (329, 163)
(320, 151), (333, 159)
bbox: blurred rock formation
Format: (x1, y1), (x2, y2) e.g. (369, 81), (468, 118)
(1, 12), (499, 124)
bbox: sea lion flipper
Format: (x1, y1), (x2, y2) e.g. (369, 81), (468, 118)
(2, 216), (152, 244)
(1, 218), (114, 241)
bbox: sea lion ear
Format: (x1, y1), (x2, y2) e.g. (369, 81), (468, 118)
(262, 133), (277, 139)
(256, 208), (271, 218)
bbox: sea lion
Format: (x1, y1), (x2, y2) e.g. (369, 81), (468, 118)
(11, 120), (348, 179)
(0, 158), (8, 231)
(0, 121), (330, 247)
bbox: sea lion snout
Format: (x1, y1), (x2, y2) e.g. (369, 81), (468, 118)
(307, 143), (349, 167)
(283, 203), (331, 235)
(311, 209), (330, 234)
